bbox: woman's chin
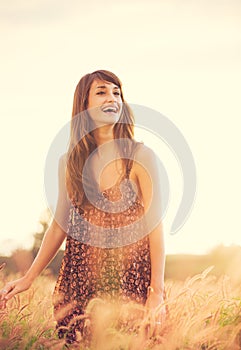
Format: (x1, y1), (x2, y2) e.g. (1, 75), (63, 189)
(94, 114), (120, 127)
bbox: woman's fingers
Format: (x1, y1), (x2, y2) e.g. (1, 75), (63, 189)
(0, 285), (14, 308)
(0, 277), (31, 304)
(142, 302), (166, 337)
(0, 284), (14, 300)
(0, 298), (7, 309)
(155, 305), (166, 325)
(0, 263), (6, 272)
(2, 286), (19, 301)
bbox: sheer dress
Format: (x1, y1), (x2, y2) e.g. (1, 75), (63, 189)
(52, 165), (151, 344)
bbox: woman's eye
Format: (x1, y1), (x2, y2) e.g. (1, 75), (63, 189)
(96, 91), (120, 96)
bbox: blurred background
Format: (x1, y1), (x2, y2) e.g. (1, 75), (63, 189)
(0, 0), (240, 278)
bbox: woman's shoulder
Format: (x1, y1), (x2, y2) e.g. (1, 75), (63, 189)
(133, 142), (157, 163)
(58, 153), (67, 168)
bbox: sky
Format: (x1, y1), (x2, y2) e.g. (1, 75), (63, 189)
(0, 0), (240, 256)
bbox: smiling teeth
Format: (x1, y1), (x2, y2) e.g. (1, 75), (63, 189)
(102, 107), (117, 113)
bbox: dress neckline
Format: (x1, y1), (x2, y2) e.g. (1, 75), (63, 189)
(99, 171), (128, 194)
(100, 180), (121, 194)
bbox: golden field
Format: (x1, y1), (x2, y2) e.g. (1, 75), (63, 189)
(1, 264), (241, 350)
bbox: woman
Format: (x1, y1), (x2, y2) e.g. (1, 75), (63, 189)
(0, 70), (165, 344)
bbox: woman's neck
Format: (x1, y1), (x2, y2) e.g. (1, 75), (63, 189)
(92, 125), (115, 146)
(92, 125), (121, 160)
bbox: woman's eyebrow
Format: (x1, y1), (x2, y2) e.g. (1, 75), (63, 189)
(96, 85), (120, 90)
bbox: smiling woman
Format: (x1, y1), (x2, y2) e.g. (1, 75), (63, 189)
(88, 81), (122, 126)
(0, 70), (166, 346)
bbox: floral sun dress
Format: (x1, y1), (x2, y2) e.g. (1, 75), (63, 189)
(52, 165), (151, 344)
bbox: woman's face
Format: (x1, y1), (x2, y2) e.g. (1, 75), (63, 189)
(87, 79), (123, 126)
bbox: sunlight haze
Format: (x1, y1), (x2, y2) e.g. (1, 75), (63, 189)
(0, 0), (240, 256)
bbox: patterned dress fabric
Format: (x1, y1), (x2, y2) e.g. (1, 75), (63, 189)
(52, 172), (151, 344)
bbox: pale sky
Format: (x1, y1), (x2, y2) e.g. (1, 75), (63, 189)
(0, 0), (240, 256)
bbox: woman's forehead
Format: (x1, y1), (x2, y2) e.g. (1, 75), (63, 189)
(90, 79), (120, 89)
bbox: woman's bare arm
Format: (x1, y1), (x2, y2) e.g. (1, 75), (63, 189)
(25, 219), (67, 283)
(134, 145), (165, 305)
(0, 154), (70, 303)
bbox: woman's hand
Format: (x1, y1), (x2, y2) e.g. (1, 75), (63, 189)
(0, 276), (33, 308)
(146, 287), (164, 309)
(144, 287), (166, 333)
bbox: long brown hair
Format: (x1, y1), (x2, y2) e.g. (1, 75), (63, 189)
(66, 70), (139, 207)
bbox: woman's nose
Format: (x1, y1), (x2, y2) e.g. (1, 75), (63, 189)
(106, 92), (116, 102)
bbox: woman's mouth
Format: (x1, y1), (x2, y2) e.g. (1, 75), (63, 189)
(101, 106), (118, 114)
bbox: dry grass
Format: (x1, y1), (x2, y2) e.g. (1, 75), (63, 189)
(1, 266), (241, 350)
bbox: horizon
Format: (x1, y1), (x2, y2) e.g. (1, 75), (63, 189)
(0, 0), (240, 257)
